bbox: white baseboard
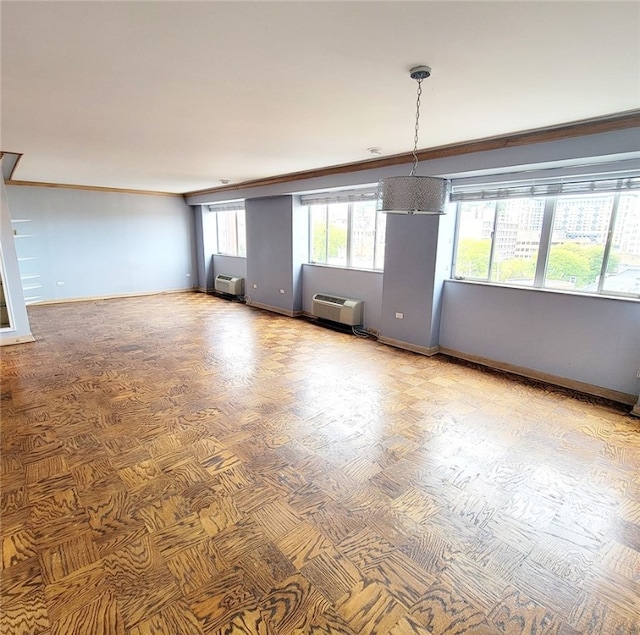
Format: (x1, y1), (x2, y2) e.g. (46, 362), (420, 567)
(0, 333), (36, 346)
(27, 288), (196, 306)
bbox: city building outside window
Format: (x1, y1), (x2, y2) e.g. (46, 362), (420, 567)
(452, 179), (639, 297)
(307, 197), (385, 271)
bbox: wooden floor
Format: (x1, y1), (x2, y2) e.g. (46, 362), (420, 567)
(1, 293), (639, 635)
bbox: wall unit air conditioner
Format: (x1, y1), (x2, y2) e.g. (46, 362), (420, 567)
(311, 293), (363, 326)
(214, 274), (244, 296)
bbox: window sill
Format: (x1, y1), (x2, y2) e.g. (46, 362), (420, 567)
(305, 262), (384, 274)
(446, 278), (640, 303)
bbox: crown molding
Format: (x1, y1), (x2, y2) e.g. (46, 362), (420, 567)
(185, 109), (640, 198)
(5, 179), (179, 197)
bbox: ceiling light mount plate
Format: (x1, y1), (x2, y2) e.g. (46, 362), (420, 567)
(409, 65), (431, 81)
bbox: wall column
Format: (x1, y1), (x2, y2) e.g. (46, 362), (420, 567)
(245, 195), (307, 316)
(378, 206), (456, 354)
(194, 205), (216, 292)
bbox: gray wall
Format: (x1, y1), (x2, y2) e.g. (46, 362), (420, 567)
(440, 281), (640, 398)
(194, 205), (216, 292)
(431, 204), (458, 348)
(291, 196), (309, 313)
(6, 185), (196, 302)
(302, 264), (383, 331)
(212, 255), (247, 280)
(245, 196), (300, 314)
(379, 213), (443, 349)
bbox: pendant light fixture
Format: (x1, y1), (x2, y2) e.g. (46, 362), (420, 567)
(377, 66), (451, 215)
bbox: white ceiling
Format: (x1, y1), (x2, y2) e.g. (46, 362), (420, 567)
(2, 1), (639, 194)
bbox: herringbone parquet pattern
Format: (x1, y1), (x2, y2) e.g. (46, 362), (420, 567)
(1, 292), (639, 634)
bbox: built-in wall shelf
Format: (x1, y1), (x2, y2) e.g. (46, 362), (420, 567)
(12, 218), (42, 304)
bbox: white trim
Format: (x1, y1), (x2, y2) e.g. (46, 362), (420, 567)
(446, 278), (640, 303)
(0, 332), (35, 346)
(26, 288), (195, 305)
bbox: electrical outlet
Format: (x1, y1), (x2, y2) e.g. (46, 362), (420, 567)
(56, 281), (64, 286)
(395, 312), (403, 319)
(252, 283), (257, 289)
(279, 289), (285, 294)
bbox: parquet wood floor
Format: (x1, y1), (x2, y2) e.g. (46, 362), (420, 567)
(1, 292), (639, 634)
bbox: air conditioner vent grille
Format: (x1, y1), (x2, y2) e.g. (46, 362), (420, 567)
(314, 294), (346, 305)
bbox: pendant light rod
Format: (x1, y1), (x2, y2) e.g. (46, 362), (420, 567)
(409, 66), (431, 177)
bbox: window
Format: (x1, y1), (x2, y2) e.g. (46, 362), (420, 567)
(603, 193), (640, 295)
(209, 205), (246, 257)
(544, 195), (612, 291)
(309, 203), (348, 266)
(455, 199), (544, 284)
(304, 190), (385, 271)
(453, 177), (640, 297)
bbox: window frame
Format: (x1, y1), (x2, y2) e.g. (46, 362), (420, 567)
(307, 200), (386, 272)
(452, 181), (640, 300)
(210, 207), (246, 257)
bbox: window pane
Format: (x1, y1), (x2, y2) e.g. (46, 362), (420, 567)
(327, 203), (348, 266)
(490, 199), (544, 286)
(309, 205), (327, 263)
(601, 192), (640, 295)
(545, 195), (614, 291)
(216, 210), (245, 256)
(216, 210), (235, 254)
(454, 201), (496, 279)
(375, 211), (386, 270)
(236, 210), (246, 257)
(350, 201), (376, 269)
